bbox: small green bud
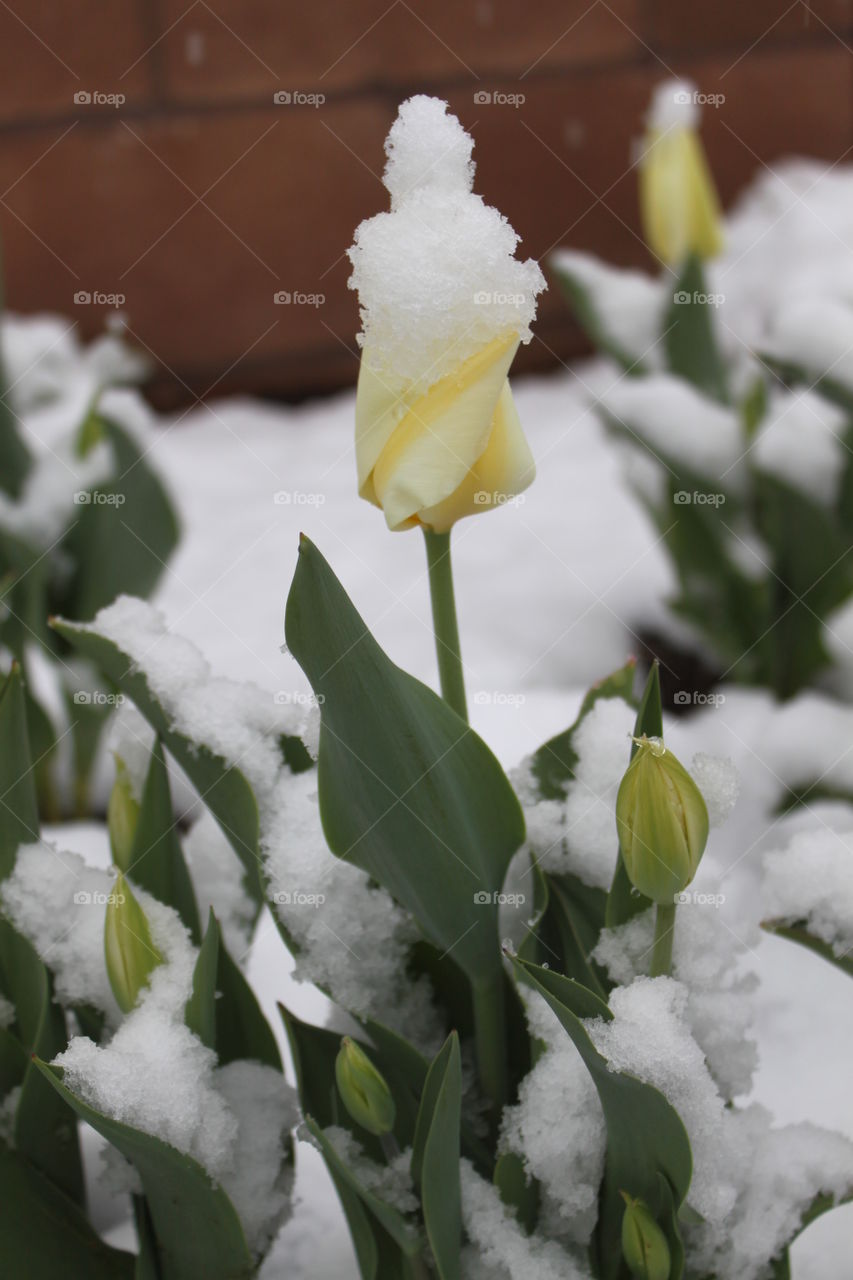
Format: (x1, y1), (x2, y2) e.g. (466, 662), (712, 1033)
(335, 1036), (396, 1136)
(104, 874), (163, 1013)
(621, 1193), (671, 1280)
(107, 757), (140, 873)
(616, 736), (709, 905)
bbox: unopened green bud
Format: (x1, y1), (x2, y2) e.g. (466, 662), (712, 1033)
(616, 736), (709, 905)
(107, 757), (140, 873)
(335, 1037), (396, 1136)
(104, 874), (163, 1013)
(621, 1193), (671, 1280)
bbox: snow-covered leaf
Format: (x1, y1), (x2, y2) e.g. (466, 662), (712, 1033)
(187, 910), (280, 1069)
(284, 535), (525, 992)
(511, 956), (692, 1280)
(34, 1060), (255, 1280)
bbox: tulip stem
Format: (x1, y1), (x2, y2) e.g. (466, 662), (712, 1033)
(650, 902), (676, 977)
(473, 973), (508, 1112)
(423, 529), (468, 722)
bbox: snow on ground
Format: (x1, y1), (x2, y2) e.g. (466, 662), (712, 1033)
(11, 155), (853, 1274)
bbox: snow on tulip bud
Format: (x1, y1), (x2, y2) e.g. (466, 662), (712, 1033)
(621, 1193), (671, 1280)
(638, 79), (723, 266)
(616, 735), (709, 905)
(348, 96), (545, 532)
(335, 1036), (396, 1136)
(107, 756), (140, 873)
(104, 873), (163, 1014)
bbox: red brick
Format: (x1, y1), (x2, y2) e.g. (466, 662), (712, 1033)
(0, 0), (154, 124)
(156, 0), (644, 101)
(646, 0), (853, 52)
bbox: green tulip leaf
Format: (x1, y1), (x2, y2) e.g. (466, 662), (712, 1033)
(494, 1151), (540, 1236)
(663, 254), (728, 404)
(510, 956), (691, 1280)
(760, 919), (853, 980)
(59, 412), (180, 622)
(128, 736), (201, 943)
(34, 1060), (254, 1280)
(188, 911), (280, 1069)
(0, 1146), (133, 1279)
(410, 1032), (462, 1280)
(284, 535), (525, 991)
(0, 664), (40, 879)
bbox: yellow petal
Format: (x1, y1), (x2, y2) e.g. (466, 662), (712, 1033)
(417, 382), (535, 532)
(368, 333), (519, 530)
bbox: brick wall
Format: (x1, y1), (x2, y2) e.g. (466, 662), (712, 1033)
(0, 0), (850, 405)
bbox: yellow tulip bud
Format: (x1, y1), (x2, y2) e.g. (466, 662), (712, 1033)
(104, 874), (163, 1013)
(335, 1036), (396, 1136)
(616, 736), (709, 905)
(107, 756), (140, 873)
(621, 1193), (671, 1280)
(355, 332), (535, 533)
(638, 80), (723, 266)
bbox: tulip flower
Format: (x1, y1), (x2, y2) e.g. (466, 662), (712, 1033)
(348, 96), (544, 723)
(638, 79), (724, 267)
(335, 1036), (396, 1137)
(104, 873), (163, 1013)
